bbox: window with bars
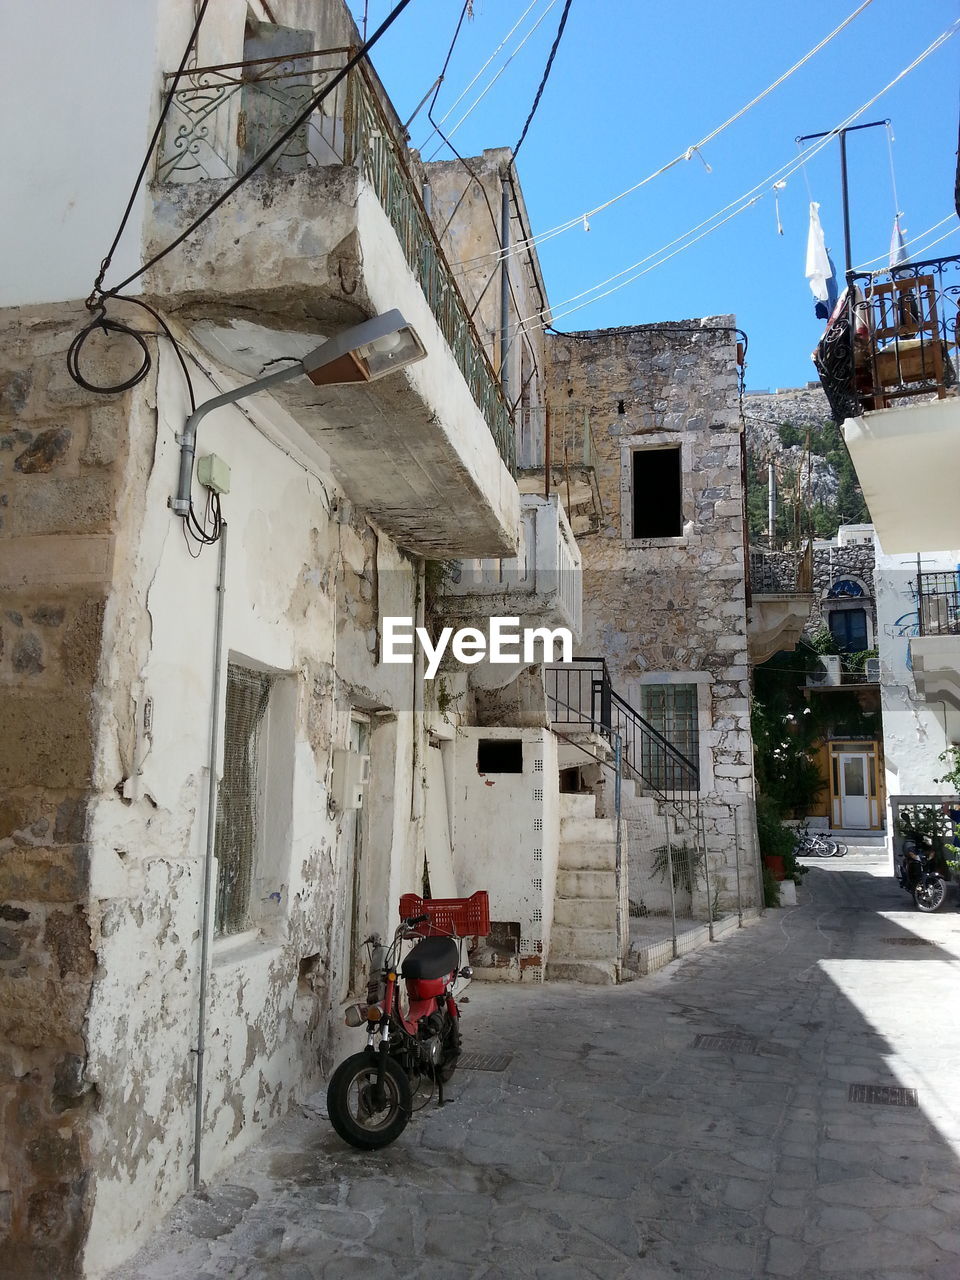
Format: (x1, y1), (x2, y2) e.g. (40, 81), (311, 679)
(214, 663), (276, 936)
(640, 684), (699, 790)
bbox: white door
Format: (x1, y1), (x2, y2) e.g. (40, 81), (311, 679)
(839, 753), (870, 828)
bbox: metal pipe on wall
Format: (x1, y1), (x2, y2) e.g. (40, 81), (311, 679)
(193, 521), (228, 1189)
(499, 179), (511, 401)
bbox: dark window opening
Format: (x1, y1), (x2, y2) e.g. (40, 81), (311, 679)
(477, 739), (523, 773)
(828, 608), (868, 653)
(617, 399), (625, 415)
(632, 447), (683, 538)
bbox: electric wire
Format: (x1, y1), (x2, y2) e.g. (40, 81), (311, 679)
(853, 214), (959, 270)
(425, 0), (561, 161)
(88, 0), (210, 308)
(519, 21), (959, 334)
(100, 0), (414, 300)
(417, 0), (546, 154)
(511, 0), (573, 159)
(455, 0), (880, 269)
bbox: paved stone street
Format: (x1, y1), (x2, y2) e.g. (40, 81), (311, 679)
(111, 850), (960, 1280)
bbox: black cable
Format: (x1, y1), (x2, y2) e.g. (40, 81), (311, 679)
(512, 0), (573, 159)
(88, 0), (211, 308)
(100, 0), (415, 301)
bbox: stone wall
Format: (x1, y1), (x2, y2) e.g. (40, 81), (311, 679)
(0, 303), (130, 1278)
(545, 319), (758, 912)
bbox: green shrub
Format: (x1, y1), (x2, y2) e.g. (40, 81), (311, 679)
(762, 865), (781, 908)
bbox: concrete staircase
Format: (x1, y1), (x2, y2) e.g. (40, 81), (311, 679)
(547, 792), (619, 984)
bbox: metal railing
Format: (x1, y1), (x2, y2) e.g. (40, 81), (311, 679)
(545, 659), (699, 814)
(748, 543), (814, 595)
(157, 49), (515, 473)
(917, 570), (960, 637)
(815, 253), (960, 422)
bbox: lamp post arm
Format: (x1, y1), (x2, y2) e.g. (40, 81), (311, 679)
(171, 360), (306, 516)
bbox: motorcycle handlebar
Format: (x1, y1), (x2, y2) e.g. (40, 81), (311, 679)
(405, 913), (430, 927)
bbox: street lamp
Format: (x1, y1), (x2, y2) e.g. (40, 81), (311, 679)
(171, 310), (426, 516)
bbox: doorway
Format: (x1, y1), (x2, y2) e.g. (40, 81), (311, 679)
(830, 741), (882, 830)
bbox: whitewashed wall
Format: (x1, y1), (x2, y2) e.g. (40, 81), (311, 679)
(81, 344), (425, 1274)
(874, 541), (960, 822)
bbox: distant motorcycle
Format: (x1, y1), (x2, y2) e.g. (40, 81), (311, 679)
(896, 836), (948, 913)
(326, 891), (489, 1150)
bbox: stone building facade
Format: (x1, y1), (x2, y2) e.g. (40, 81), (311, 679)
(545, 320), (759, 916)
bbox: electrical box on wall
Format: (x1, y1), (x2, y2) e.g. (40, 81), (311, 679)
(331, 748), (370, 810)
(197, 453), (231, 494)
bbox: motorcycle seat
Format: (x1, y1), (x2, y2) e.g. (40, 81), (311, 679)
(401, 935), (459, 980)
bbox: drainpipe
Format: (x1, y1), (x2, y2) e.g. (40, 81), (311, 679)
(193, 522), (228, 1190)
(767, 461), (776, 542)
(500, 178), (511, 402)
(411, 558), (426, 824)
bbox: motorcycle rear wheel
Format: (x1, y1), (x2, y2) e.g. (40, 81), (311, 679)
(914, 876), (947, 913)
(327, 1051), (411, 1149)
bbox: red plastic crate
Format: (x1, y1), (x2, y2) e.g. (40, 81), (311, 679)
(398, 891), (490, 938)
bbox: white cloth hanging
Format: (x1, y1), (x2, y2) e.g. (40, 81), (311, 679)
(805, 201), (832, 305)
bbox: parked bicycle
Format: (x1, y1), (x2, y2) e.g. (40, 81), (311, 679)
(794, 826), (845, 858)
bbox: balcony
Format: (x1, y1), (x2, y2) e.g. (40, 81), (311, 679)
(148, 49), (520, 557)
(911, 571), (960, 711)
(814, 254), (960, 554)
(439, 493), (582, 638)
(747, 546), (815, 665)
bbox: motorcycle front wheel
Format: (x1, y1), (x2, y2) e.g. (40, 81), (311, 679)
(914, 876), (947, 913)
(327, 1051), (411, 1149)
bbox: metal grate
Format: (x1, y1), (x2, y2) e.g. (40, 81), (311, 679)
(534, 758), (543, 772)
(214, 664), (274, 935)
(849, 1084), (918, 1107)
(458, 1053), (512, 1072)
(882, 937), (932, 947)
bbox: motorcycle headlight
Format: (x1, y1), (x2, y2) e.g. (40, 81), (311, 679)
(344, 1004), (366, 1028)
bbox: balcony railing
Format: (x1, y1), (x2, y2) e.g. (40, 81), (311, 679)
(157, 49), (515, 473)
(545, 659), (699, 809)
(815, 254), (960, 422)
(917, 570), (960, 637)
(749, 544), (814, 596)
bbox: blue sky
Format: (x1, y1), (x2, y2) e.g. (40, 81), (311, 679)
(358, 0), (959, 391)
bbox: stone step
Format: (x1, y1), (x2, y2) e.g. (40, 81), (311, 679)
(545, 959), (617, 985)
(556, 869), (616, 899)
(553, 895), (618, 929)
(558, 792), (597, 820)
(550, 924), (617, 959)
(560, 816), (617, 844)
(557, 838), (616, 872)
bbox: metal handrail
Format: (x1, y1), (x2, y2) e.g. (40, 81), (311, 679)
(545, 658), (699, 804)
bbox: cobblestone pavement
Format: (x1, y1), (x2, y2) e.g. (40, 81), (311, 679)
(111, 851), (960, 1279)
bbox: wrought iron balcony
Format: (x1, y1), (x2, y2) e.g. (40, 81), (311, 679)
(917, 571), (960, 637)
(748, 545), (814, 597)
(815, 253), (960, 423)
(157, 48), (515, 473)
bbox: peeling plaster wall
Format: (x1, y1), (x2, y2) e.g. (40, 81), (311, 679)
(545, 322), (758, 911)
(75, 344), (426, 1274)
(874, 544), (960, 823)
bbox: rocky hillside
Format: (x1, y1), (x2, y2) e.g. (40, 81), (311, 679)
(742, 384), (869, 543)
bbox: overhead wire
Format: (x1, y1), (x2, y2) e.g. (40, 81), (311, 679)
(424, 0), (561, 161)
(455, 0), (880, 270)
(519, 20), (959, 334)
(853, 213), (959, 270)
(512, 0), (573, 159)
(416, 0), (544, 154)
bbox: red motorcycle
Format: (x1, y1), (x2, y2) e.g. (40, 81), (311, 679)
(326, 891), (489, 1149)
